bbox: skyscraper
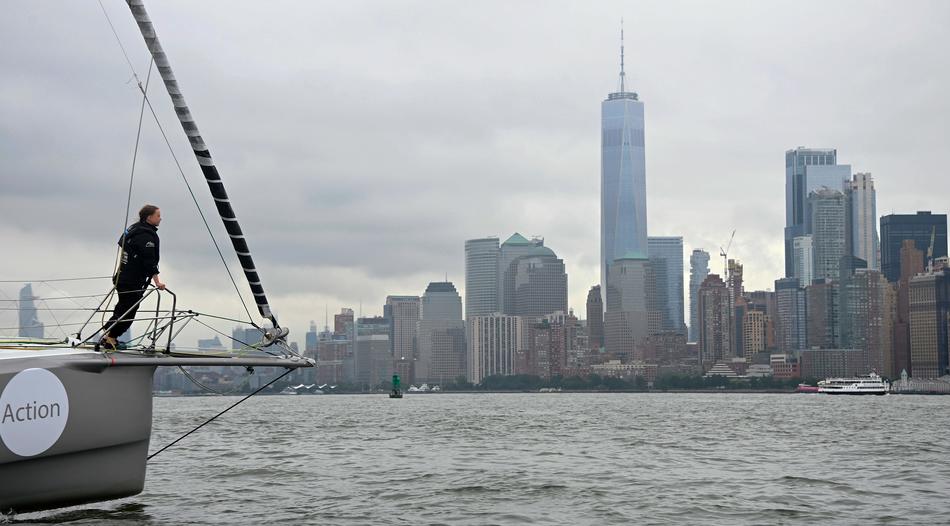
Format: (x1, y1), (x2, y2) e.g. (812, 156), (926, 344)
(384, 295), (420, 382)
(468, 314), (524, 384)
(893, 240), (925, 376)
(808, 188), (848, 281)
(648, 236), (685, 333)
(909, 269), (950, 379)
(775, 277), (806, 354)
(697, 274), (730, 368)
(586, 285), (604, 351)
(499, 235), (568, 318)
(688, 249), (710, 342)
(847, 173), (880, 270)
(464, 237), (500, 318)
(604, 256), (650, 361)
(416, 282), (466, 385)
(18, 283), (44, 339)
(792, 235), (814, 286)
(601, 30), (647, 292)
(880, 211), (948, 282)
(784, 147), (850, 276)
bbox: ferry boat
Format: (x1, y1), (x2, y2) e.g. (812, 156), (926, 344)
(817, 373), (890, 395)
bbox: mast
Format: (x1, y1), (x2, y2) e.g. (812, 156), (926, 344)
(125, 0), (280, 330)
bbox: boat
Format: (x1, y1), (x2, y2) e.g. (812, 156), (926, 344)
(1, 0), (313, 513)
(795, 383), (819, 393)
(817, 373), (890, 395)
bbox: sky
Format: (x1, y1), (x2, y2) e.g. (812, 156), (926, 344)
(2, 0), (949, 348)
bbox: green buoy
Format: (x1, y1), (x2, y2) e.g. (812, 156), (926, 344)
(389, 374), (403, 398)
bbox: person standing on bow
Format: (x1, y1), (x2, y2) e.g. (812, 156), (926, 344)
(100, 204), (166, 350)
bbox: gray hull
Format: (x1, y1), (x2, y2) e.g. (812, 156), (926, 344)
(0, 352), (154, 513)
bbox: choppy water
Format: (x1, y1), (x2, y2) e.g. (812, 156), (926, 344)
(11, 392), (950, 525)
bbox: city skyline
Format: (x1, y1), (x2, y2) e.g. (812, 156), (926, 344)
(2, 1), (949, 346)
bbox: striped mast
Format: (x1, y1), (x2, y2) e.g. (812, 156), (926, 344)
(126, 0), (279, 329)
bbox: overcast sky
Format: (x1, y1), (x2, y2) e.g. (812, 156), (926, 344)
(2, 0), (949, 347)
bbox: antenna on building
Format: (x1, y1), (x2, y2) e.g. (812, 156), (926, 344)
(619, 18), (626, 93)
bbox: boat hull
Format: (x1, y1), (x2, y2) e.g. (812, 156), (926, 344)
(0, 351), (155, 513)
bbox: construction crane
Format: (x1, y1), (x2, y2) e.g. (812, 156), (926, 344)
(927, 226), (936, 272)
(720, 230), (736, 277)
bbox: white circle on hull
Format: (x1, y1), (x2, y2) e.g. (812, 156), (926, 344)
(0, 368), (70, 456)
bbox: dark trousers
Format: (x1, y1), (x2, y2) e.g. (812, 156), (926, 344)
(106, 281), (148, 339)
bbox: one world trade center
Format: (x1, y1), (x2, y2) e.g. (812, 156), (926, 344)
(601, 27), (647, 294)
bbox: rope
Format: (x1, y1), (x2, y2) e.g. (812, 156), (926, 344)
(0, 277), (112, 283)
(148, 368), (294, 460)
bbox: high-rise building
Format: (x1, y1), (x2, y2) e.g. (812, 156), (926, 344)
(305, 321), (319, 353)
(464, 237), (501, 318)
(334, 308), (354, 337)
(468, 314), (524, 384)
(785, 147), (850, 276)
(840, 268), (893, 376)
(727, 259), (744, 308)
(355, 316), (391, 387)
(648, 236), (685, 333)
(697, 274), (730, 368)
(775, 278), (806, 354)
(893, 240), (925, 376)
(17, 283), (44, 339)
(601, 33), (647, 292)
(688, 249), (710, 342)
(792, 235), (814, 286)
(741, 308), (768, 359)
(586, 285), (604, 351)
(908, 269), (950, 379)
(416, 282), (466, 385)
(846, 173), (880, 270)
(384, 295), (420, 382)
(808, 188), (848, 281)
(500, 235), (568, 318)
(880, 211), (948, 282)
(604, 256), (650, 361)
(805, 279), (839, 349)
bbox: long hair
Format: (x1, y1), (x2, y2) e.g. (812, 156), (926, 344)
(138, 204), (159, 223)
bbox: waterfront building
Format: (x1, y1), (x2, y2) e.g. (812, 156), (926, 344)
(808, 188), (848, 281)
(586, 285), (604, 351)
(893, 241), (924, 375)
(846, 173), (880, 270)
(880, 211), (948, 282)
(355, 316), (391, 388)
(770, 353), (800, 379)
(697, 274), (730, 369)
(800, 348), (869, 379)
(775, 278), (806, 354)
(908, 269), (950, 379)
(688, 249), (711, 342)
(648, 236), (685, 333)
(468, 314), (524, 384)
(384, 295), (420, 382)
(604, 256), (650, 361)
(784, 147), (850, 276)
(416, 282), (466, 385)
(500, 235), (568, 318)
(17, 283), (44, 339)
(464, 237), (501, 318)
(805, 279), (839, 349)
(601, 34), (647, 292)
(840, 267), (893, 376)
(792, 235), (814, 286)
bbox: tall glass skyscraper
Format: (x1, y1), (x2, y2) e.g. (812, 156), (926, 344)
(601, 32), (647, 294)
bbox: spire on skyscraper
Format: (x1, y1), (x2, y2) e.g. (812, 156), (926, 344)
(619, 18), (626, 93)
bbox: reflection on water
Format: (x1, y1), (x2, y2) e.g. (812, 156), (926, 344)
(11, 393), (950, 525)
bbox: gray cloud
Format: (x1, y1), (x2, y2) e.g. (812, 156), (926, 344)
(2, 0), (949, 346)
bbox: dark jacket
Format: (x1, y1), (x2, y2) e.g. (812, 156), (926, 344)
(115, 221), (160, 286)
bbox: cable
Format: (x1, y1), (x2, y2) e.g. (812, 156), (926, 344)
(148, 368), (294, 460)
(0, 276), (112, 283)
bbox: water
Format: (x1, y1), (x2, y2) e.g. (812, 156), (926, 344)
(12, 393), (950, 525)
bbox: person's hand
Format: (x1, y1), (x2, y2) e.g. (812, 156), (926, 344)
(153, 278), (166, 290)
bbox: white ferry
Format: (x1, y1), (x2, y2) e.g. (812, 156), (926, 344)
(817, 373), (890, 395)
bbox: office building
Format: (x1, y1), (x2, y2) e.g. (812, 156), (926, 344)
(464, 237), (501, 318)
(846, 173), (880, 270)
(648, 236), (685, 333)
(17, 284), (44, 339)
(792, 235), (814, 286)
(500, 235), (568, 318)
(909, 269), (950, 378)
(416, 282), (466, 384)
(808, 188), (848, 281)
(697, 274), (731, 368)
(468, 314), (524, 384)
(604, 256), (650, 361)
(880, 211), (948, 282)
(805, 279), (838, 349)
(775, 278), (806, 354)
(384, 295), (420, 382)
(800, 348), (869, 379)
(784, 147), (850, 276)
(601, 34), (648, 291)
(355, 316), (391, 387)
(586, 285), (604, 350)
(688, 249), (710, 342)
(840, 268), (893, 376)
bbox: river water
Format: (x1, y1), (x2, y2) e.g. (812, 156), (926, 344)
(11, 392), (950, 525)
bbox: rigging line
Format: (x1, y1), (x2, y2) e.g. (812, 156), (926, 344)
(97, 0), (139, 82)
(147, 367), (294, 461)
(137, 88), (256, 325)
(177, 365), (228, 395)
(191, 317), (278, 357)
(0, 277), (112, 283)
